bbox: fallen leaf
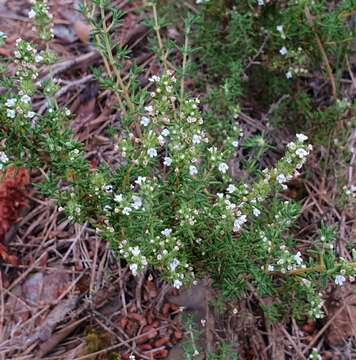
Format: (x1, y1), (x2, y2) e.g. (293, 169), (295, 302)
(73, 20), (91, 43)
(325, 283), (356, 347)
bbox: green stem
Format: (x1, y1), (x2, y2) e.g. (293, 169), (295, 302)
(152, 3), (168, 73)
(289, 261), (356, 276)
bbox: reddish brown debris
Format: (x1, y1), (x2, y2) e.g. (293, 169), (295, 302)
(112, 277), (184, 359)
(0, 167), (30, 265)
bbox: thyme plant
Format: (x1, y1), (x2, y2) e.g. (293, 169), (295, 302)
(0, 0), (355, 326)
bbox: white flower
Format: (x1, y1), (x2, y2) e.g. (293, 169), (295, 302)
(335, 274), (346, 286)
(0, 152), (8, 164)
(233, 215), (247, 232)
(173, 279), (183, 289)
(218, 162), (229, 174)
(257, 0), (264, 5)
(232, 140), (239, 148)
(227, 184), (236, 193)
(131, 246), (141, 256)
(130, 263), (138, 276)
(140, 116), (150, 126)
(189, 165), (198, 176)
(225, 200), (236, 210)
(28, 9), (36, 18)
(147, 148), (157, 158)
(161, 128), (170, 137)
(20, 94), (31, 104)
(277, 174), (287, 184)
(129, 354), (136, 360)
(35, 54), (43, 63)
(25, 111), (36, 119)
(293, 251), (303, 265)
(145, 105), (154, 114)
(131, 195), (142, 210)
(253, 208), (261, 217)
(286, 70), (293, 79)
(114, 193), (123, 202)
(149, 75), (160, 82)
(6, 109), (16, 118)
(122, 207), (132, 215)
(105, 184), (113, 193)
(157, 135), (165, 146)
(186, 116), (196, 123)
(5, 98), (16, 107)
(170, 258), (180, 272)
(279, 47), (288, 56)
(163, 157), (172, 166)
(295, 148), (308, 159)
(276, 25), (284, 33)
(135, 176), (146, 185)
(192, 134), (201, 145)
(161, 228), (172, 237)
(267, 265), (274, 272)
(0, 152), (8, 169)
(296, 133), (308, 142)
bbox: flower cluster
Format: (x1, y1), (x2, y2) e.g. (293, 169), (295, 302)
(91, 73), (315, 290)
(274, 21), (309, 79)
(29, 0), (54, 41)
(13, 39), (42, 82)
(334, 259), (355, 286)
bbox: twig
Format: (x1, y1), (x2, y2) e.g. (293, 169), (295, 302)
(89, 235), (100, 302)
(279, 326), (306, 360)
(37, 316), (90, 358)
(345, 56), (356, 91)
(302, 304), (346, 354)
(304, 6), (337, 99)
(6, 251), (49, 292)
(262, 94), (290, 123)
(119, 261), (128, 316)
(180, 21), (190, 110)
(135, 269), (146, 312)
(152, 3), (168, 73)
(36, 51), (99, 85)
(289, 262), (356, 276)
(38, 75), (93, 115)
(94, 314), (149, 360)
(244, 35), (269, 71)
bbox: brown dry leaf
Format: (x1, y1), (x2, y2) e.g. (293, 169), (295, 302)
(0, 47), (11, 57)
(3, 269), (75, 354)
(53, 24), (77, 43)
(5, 271), (71, 328)
(73, 20), (91, 43)
(325, 283), (356, 347)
